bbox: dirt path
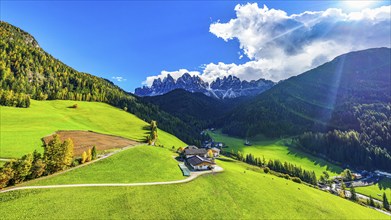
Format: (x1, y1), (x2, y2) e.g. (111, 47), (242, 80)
(0, 166), (223, 193)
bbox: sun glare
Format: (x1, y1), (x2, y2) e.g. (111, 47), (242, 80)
(343, 1), (377, 10)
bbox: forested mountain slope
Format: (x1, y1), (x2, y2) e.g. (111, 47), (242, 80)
(221, 48), (391, 171)
(0, 21), (200, 144)
(221, 48), (390, 137)
(142, 89), (247, 129)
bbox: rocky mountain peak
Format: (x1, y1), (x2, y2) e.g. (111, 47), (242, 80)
(135, 74), (275, 99)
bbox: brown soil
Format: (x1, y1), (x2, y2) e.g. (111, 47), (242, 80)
(42, 131), (139, 156)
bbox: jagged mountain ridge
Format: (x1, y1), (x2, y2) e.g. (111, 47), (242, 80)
(135, 73), (275, 99)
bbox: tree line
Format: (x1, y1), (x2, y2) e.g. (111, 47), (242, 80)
(226, 150), (317, 185)
(0, 135), (73, 188)
(297, 129), (391, 172)
(0, 89), (30, 108)
(0, 135), (98, 188)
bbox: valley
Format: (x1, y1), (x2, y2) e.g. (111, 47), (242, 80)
(1, 3), (391, 219)
(207, 130), (343, 177)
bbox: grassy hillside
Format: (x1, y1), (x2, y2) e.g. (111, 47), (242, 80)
(0, 100), (186, 158)
(24, 146), (185, 185)
(0, 21), (201, 145)
(208, 130), (342, 177)
(355, 177), (391, 202)
(0, 157), (386, 219)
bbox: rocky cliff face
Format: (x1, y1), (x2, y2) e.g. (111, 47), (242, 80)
(135, 73), (275, 99)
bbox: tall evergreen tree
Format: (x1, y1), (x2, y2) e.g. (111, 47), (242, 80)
(350, 185), (358, 201)
(91, 146), (97, 160)
(383, 192), (390, 211)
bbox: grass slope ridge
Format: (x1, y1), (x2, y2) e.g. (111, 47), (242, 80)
(25, 146), (185, 185)
(0, 100), (185, 158)
(221, 47), (391, 138)
(0, 157), (386, 219)
(0, 21), (200, 145)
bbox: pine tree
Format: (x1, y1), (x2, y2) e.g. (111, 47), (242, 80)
(341, 181), (347, 197)
(383, 192), (390, 211)
(350, 185), (358, 201)
(369, 196), (375, 207)
(91, 146), (97, 160)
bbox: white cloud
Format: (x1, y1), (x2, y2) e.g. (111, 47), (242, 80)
(142, 4), (391, 86)
(112, 76), (127, 82)
(143, 69), (201, 86)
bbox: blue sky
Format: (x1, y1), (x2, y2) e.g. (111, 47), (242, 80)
(2, 1), (390, 92)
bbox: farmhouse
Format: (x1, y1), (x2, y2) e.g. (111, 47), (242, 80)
(183, 147), (207, 158)
(187, 155), (215, 170)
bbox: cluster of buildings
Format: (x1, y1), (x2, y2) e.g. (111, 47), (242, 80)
(182, 145), (220, 171)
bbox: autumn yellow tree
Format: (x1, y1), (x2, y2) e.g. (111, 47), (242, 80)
(81, 151), (87, 164)
(86, 148), (92, 162)
(207, 149), (214, 158)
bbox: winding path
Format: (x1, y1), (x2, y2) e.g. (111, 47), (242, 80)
(0, 167), (223, 193)
(0, 143), (224, 194)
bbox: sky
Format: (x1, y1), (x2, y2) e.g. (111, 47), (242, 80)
(1, 1), (390, 92)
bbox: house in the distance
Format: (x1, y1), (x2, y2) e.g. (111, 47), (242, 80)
(187, 155), (215, 170)
(183, 146), (207, 158)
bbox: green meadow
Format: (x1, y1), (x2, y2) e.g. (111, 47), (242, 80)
(208, 130), (342, 177)
(0, 157), (386, 219)
(0, 100), (186, 158)
(355, 177), (391, 202)
(24, 146), (185, 186)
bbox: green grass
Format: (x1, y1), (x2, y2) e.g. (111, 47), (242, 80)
(0, 100), (186, 158)
(355, 177), (391, 202)
(0, 157), (386, 219)
(208, 130), (342, 177)
(24, 145), (185, 186)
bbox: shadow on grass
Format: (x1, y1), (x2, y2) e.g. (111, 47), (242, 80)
(286, 144), (343, 174)
(216, 158), (236, 163)
(378, 177), (391, 190)
(142, 125), (150, 131)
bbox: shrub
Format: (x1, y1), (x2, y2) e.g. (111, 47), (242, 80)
(264, 167), (270, 173)
(291, 177), (302, 184)
(72, 159), (80, 167)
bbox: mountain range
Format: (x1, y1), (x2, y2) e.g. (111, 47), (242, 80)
(135, 74), (275, 99)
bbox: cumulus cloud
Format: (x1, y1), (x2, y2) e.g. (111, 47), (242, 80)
(112, 76), (127, 82)
(142, 4), (391, 86)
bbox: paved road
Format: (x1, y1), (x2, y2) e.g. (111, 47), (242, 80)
(0, 166), (223, 193)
